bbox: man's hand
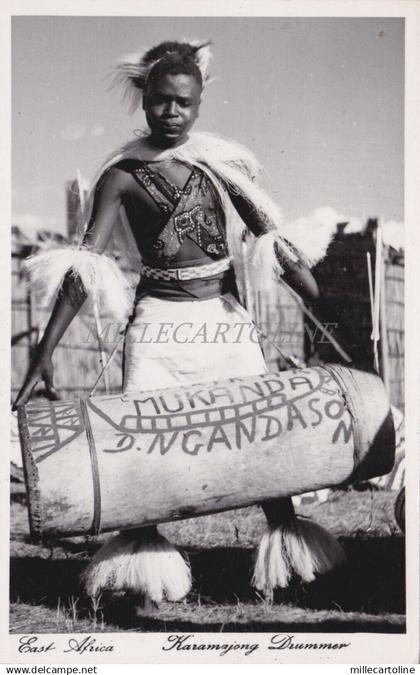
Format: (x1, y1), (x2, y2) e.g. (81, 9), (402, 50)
(275, 241), (320, 304)
(12, 350), (60, 410)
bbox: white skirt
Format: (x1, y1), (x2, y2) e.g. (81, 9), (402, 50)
(123, 293), (268, 392)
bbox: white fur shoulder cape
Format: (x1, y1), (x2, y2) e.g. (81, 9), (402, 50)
(25, 132), (334, 321)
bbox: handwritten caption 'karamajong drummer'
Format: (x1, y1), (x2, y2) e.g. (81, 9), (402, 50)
(17, 634), (352, 657)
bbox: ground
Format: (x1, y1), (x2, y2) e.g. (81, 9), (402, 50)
(10, 485), (405, 633)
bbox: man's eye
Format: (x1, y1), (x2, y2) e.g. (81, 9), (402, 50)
(149, 95), (164, 105)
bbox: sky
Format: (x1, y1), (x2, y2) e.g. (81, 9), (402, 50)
(12, 16), (404, 236)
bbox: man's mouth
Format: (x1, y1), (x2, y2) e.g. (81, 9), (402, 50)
(160, 123), (181, 131)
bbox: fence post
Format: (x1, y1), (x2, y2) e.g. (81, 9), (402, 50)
(380, 250), (391, 396)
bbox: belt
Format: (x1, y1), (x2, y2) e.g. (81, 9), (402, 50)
(140, 257), (232, 281)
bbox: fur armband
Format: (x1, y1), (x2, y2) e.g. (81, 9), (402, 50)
(249, 230), (302, 283)
(249, 214), (334, 291)
(280, 207), (339, 267)
(24, 246), (134, 322)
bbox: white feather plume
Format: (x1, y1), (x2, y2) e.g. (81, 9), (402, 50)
(190, 39), (213, 83)
(111, 52), (150, 114)
(24, 246), (134, 323)
(111, 40), (213, 113)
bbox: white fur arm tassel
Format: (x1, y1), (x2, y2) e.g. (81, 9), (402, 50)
(24, 246), (134, 323)
(249, 207), (341, 292)
(280, 207), (341, 267)
(248, 230), (303, 292)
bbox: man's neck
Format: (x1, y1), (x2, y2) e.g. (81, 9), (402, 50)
(137, 133), (191, 160)
(147, 133), (191, 151)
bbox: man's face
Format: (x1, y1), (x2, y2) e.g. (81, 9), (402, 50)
(143, 72), (202, 148)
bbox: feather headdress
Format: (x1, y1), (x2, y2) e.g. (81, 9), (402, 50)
(111, 40), (213, 113)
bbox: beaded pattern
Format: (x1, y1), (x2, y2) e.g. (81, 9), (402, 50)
(133, 162), (227, 265)
(139, 256), (232, 281)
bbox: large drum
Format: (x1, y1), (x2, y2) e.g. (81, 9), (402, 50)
(18, 365), (395, 538)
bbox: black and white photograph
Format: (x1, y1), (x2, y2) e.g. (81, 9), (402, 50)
(4, 1), (420, 666)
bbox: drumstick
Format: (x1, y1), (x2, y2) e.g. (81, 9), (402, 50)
(89, 330), (124, 397)
(92, 303), (110, 395)
(277, 277), (352, 363)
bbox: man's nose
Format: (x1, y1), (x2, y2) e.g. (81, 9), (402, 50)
(164, 100), (178, 116)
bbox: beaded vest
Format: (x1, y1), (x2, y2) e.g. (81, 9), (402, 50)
(132, 161), (228, 267)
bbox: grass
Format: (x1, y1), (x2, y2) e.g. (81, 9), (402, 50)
(9, 486), (405, 633)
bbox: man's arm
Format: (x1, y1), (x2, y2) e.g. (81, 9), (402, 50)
(13, 168), (125, 408)
(228, 188), (365, 363)
(228, 189), (320, 303)
(38, 168), (125, 353)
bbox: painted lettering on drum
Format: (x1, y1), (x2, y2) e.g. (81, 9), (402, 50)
(286, 403), (308, 430)
(289, 374), (315, 391)
(324, 398), (353, 444)
(100, 399), (351, 456)
(210, 386), (236, 405)
(308, 398), (323, 428)
(102, 432), (135, 453)
(325, 399), (345, 420)
(237, 381), (265, 402)
(181, 429), (204, 455)
(186, 388), (215, 409)
(89, 369), (353, 456)
(207, 424), (232, 451)
(260, 414), (283, 441)
(147, 431), (179, 455)
(90, 370), (326, 435)
(158, 392), (184, 414)
(234, 415), (257, 448)
(332, 418), (353, 444)
(262, 378), (287, 399)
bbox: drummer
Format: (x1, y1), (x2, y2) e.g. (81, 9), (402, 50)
(14, 40), (348, 606)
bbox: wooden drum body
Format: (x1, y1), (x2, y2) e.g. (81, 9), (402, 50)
(18, 365), (395, 538)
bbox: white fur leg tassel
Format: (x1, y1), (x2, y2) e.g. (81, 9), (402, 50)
(252, 525), (292, 594)
(80, 527), (192, 604)
(253, 499), (346, 596)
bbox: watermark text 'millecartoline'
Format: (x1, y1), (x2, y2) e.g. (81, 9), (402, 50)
(83, 321), (337, 346)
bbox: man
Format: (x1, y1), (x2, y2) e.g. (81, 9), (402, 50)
(15, 40), (345, 606)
